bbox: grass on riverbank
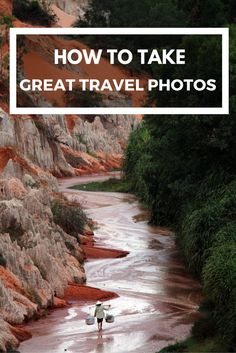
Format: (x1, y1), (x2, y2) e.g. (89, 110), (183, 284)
(158, 336), (231, 353)
(69, 178), (131, 193)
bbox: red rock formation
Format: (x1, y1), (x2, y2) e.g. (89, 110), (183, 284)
(0, 147), (15, 172)
(53, 297), (69, 309)
(0, 0), (12, 16)
(65, 115), (77, 134)
(0, 267), (25, 295)
(64, 283), (118, 302)
(0, 1), (140, 349)
(10, 325), (32, 342)
(82, 245), (129, 259)
(0, 177), (87, 350)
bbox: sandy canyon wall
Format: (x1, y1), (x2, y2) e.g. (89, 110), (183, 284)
(0, 0), (141, 350)
(50, 0), (89, 17)
(0, 175), (88, 351)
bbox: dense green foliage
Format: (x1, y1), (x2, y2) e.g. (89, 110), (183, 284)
(124, 116), (236, 348)
(0, 15), (14, 27)
(70, 178), (131, 193)
(159, 336), (229, 353)
(77, 1), (223, 108)
(124, 80), (236, 352)
(78, 0), (236, 29)
(76, 0), (185, 72)
(76, 0), (234, 77)
(12, 0), (56, 26)
(203, 241), (236, 342)
(51, 196), (88, 240)
(64, 88), (103, 107)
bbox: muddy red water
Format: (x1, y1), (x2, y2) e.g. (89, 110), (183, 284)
(20, 173), (203, 353)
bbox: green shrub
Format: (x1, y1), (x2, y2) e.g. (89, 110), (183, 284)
(157, 336), (231, 353)
(0, 15), (14, 27)
(76, 133), (87, 146)
(180, 203), (224, 275)
(191, 299), (217, 340)
(123, 124), (151, 201)
(51, 197), (88, 238)
(65, 241), (76, 252)
(159, 341), (188, 353)
(180, 181), (236, 276)
(12, 0), (56, 26)
(70, 178), (131, 193)
(0, 253), (7, 267)
(65, 88), (103, 107)
(191, 314), (216, 339)
(203, 243), (236, 343)
(214, 222), (236, 244)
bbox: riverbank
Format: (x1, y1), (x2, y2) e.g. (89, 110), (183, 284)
(69, 176), (236, 353)
(73, 178), (235, 353)
(19, 174), (203, 353)
(69, 176), (131, 193)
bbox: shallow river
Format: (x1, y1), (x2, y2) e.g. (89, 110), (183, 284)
(20, 174), (202, 353)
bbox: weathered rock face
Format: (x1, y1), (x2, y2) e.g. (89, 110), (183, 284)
(0, 318), (19, 352)
(0, 178), (86, 351)
(0, 0), (141, 350)
(72, 115), (138, 154)
(0, 2), (141, 181)
(49, 0), (89, 17)
(0, 111), (74, 178)
(0, 108), (139, 181)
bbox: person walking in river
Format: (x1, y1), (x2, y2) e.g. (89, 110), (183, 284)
(94, 301), (111, 331)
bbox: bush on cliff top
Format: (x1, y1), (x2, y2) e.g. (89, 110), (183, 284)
(51, 196), (88, 239)
(13, 0), (56, 26)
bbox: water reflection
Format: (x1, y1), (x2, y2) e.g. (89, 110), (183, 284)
(20, 176), (203, 353)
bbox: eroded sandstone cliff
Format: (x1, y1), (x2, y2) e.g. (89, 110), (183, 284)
(0, 177), (88, 351)
(0, 0), (141, 350)
(50, 0), (89, 18)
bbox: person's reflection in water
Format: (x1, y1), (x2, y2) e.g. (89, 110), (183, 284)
(96, 334), (114, 353)
(97, 330), (103, 339)
(96, 332), (104, 353)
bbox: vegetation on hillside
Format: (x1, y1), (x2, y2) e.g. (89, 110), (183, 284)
(51, 195), (88, 240)
(80, 0), (236, 351)
(12, 0), (56, 26)
(76, 0), (235, 74)
(78, 0), (236, 29)
(64, 88), (104, 107)
(123, 71), (236, 352)
(70, 178), (131, 193)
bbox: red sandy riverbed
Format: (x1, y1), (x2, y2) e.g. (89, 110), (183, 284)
(83, 245), (129, 259)
(64, 283), (118, 302)
(20, 173), (203, 353)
